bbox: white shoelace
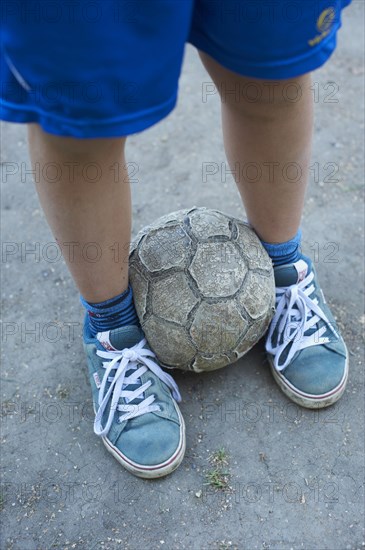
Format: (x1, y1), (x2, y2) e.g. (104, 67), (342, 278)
(266, 271), (339, 372)
(94, 338), (181, 437)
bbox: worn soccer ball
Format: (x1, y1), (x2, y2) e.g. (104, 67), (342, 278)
(129, 206), (275, 372)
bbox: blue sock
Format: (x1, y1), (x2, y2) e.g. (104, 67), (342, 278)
(261, 229), (302, 268)
(80, 284), (140, 336)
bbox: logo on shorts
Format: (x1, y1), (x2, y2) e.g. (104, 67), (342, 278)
(308, 7), (336, 47)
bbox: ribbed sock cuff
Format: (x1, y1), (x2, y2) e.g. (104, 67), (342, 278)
(80, 284), (139, 335)
(261, 229), (302, 267)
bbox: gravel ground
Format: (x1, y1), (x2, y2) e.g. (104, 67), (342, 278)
(1, 1), (364, 549)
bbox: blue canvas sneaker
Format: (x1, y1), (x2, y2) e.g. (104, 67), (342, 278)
(83, 317), (186, 478)
(265, 256), (348, 408)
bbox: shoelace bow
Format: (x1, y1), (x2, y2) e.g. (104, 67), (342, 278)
(266, 271), (339, 372)
(94, 338), (181, 437)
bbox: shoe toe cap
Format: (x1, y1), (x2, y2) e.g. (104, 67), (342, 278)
(283, 346), (347, 396)
(114, 412), (182, 467)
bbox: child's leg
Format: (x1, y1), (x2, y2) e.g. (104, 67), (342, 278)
(199, 53), (313, 243)
(28, 125), (141, 334)
(27, 123), (185, 477)
(199, 52), (348, 409)
(28, 124), (130, 303)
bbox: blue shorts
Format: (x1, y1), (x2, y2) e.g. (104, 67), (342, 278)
(0, 0), (352, 138)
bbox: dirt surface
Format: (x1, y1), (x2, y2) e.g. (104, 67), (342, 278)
(1, 1), (364, 548)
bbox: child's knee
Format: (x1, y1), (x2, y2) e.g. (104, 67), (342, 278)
(200, 49), (312, 116)
(221, 73), (312, 118)
(28, 123), (127, 158)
